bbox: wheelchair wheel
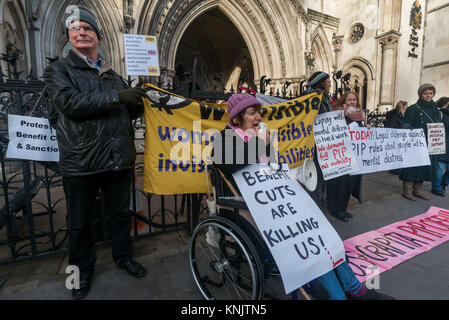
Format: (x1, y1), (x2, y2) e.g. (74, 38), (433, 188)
(190, 216), (264, 300)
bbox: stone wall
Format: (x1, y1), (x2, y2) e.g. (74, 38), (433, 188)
(421, 0), (449, 99)
(2, 0), (447, 109)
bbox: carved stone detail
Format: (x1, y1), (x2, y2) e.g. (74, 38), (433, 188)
(304, 51), (315, 70)
(332, 34), (344, 52)
(349, 23), (364, 43)
(378, 34), (400, 50)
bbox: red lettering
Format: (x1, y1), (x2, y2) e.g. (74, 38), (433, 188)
(438, 210), (449, 218)
(420, 216), (449, 231)
(397, 222), (445, 241)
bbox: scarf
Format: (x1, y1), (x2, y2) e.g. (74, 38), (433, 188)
(417, 98), (437, 109)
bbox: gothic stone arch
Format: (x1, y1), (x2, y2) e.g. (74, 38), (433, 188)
(137, 0), (308, 92)
(343, 57), (376, 110)
(311, 25), (334, 76)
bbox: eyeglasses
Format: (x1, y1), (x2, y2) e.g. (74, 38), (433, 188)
(68, 25), (96, 33)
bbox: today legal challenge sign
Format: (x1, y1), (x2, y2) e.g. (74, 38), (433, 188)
(350, 127), (430, 175)
(233, 163), (346, 294)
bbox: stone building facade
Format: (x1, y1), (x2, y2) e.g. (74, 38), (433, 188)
(1, 0), (448, 111)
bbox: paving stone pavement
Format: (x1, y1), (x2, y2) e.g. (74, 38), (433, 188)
(1, 171), (449, 300)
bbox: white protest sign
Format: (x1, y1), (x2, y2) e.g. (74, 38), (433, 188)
(6, 115), (59, 162)
(350, 127), (430, 175)
(427, 123), (446, 155)
(233, 163), (346, 294)
(313, 111), (359, 180)
(124, 34), (160, 76)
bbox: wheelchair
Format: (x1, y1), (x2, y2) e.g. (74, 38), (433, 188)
(189, 164), (311, 300)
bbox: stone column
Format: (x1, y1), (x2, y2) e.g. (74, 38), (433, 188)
(376, 31), (401, 112)
(332, 34), (343, 71)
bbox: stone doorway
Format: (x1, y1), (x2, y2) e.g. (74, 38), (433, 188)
(174, 8), (255, 92)
(347, 66), (368, 110)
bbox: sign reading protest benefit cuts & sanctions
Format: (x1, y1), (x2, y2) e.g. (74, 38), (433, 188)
(233, 163), (346, 294)
(6, 115), (59, 162)
(313, 110), (359, 180)
(124, 34), (160, 76)
(427, 123), (445, 155)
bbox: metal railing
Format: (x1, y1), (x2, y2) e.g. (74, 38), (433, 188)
(0, 55), (202, 266)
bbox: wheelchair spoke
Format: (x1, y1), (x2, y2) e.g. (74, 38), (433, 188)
(197, 236), (222, 262)
(222, 270), (252, 300)
(190, 219), (263, 300)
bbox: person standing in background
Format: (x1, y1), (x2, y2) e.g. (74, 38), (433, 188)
(384, 100), (408, 128)
(326, 91), (366, 222)
(305, 71), (333, 206)
(400, 84), (441, 201)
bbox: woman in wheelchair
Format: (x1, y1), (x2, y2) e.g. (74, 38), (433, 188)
(202, 93), (394, 300)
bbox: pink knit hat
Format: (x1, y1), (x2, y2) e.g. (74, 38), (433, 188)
(227, 94), (261, 122)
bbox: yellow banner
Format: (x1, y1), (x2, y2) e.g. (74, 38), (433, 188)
(143, 84), (321, 195)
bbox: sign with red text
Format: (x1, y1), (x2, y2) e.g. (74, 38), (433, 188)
(427, 123), (446, 155)
(350, 127), (430, 175)
(344, 207), (449, 283)
(233, 163), (345, 294)
(124, 34), (160, 76)
(313, 111), (359, 180)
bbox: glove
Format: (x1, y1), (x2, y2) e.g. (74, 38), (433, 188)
(117, 88), (147, 105)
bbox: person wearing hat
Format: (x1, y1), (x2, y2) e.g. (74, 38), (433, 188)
(211, 93), (272, 194)
(400, 84), (441, 200)
(43, 8), (148, 300)
(306, 71), (335, 114)
(305, 71), (335, 205)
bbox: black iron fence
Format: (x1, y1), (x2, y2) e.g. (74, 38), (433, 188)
(0, 56), (203, 266)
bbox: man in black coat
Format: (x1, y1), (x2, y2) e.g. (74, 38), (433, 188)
(43, 9), (147, 299)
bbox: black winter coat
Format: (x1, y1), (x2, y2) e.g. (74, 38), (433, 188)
(211, 126), (273, 196)
(383, 109), (404, 128)
(43, 50), (143, 177)
(399, 99), (441, 182)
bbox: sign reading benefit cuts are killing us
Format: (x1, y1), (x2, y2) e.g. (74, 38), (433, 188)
(233, 163), (346, 294)
(6, 115), (59, 162)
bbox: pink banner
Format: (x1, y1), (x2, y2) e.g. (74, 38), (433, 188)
(343, 207), (449, 283)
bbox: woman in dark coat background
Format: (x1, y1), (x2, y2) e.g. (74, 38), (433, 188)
(431, 97), (449, 196)
(400, 84), (441, 201)
(384, 100), (408, 129)
(384, 101), (408, 175)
